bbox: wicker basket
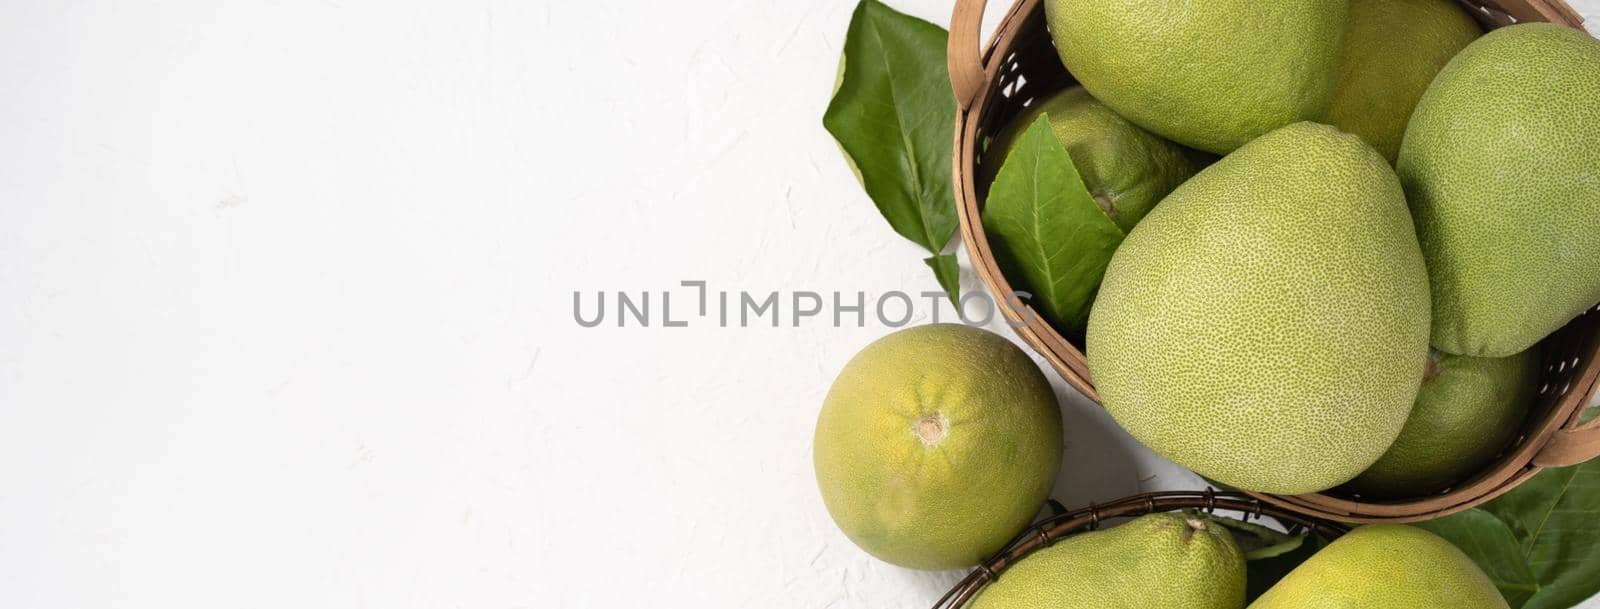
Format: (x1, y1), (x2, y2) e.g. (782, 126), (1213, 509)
(931, 490), (1349, 608)
(947, 0), (1600, 522)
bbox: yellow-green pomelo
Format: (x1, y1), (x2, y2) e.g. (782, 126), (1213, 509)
(980, 87), (1208, 231)
(1043, 0), (1347, 154)
(1323, 0), (1480, 162)
(1086, 122), (1430, 495)
(1398, 23), (1600, 357)
(971, 513), (1244, 609)
(1346, 349), (1536, 498)
(1249, 524), (1508, 609)
(813, 324), (1062, 570)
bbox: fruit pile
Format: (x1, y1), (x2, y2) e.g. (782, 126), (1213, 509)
(1049, 1), (1600, 499)
(814, 0), (1600, 607)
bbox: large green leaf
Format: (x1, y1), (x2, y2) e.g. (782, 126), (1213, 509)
(1496, 462), (1600, 609)
(980, 115), (1124, 335)
(1421, 458), (1600, 609)
(1417, 508), (1540, 607)
(823, 0), (956, 259)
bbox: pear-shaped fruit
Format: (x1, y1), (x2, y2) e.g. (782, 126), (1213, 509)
(980, 87), (1208, 231)
(1044, 0), (1347, 154)
(1250, 525), (1509, 609)
(1323, 0), (1480, 162)
(971, 513), (1245, 609)
(1398, 23), (1600, 357)
(1346, 349), (1537, 498)
(1087, 122), (1430, 495)
(813, 324), (1062, 570)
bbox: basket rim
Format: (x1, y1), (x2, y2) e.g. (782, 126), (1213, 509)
(931, 490), (1350, 609)
(949, 0), (1600, 523)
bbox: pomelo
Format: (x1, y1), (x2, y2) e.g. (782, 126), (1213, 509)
(813, 324), (1062, 570)
(980, 86), (1208, 231)
(1086, 122), (1430, 495)
(1397, 23), (1600, 357)
(1249, 525), (1508, 609)
(1323, 0), (1480, 162)
(1043, 0), (1347, 154)
(971, 513), (1244, 609)
(1346, 349), (1536, 498)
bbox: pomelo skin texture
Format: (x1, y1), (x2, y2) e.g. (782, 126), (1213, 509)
(1086, 122), (1430, 495)
(1345, 348), (1536, 498)
(980, 87), (1208, 231)
(970, 513), (1245, 609)
(813, 324), (1062, 570)
(1043, 0), (1347, 154)
(1249, 525), (1509, 609)
(1323, 0), (1480, 162)
(1398, 23), (1600, 357)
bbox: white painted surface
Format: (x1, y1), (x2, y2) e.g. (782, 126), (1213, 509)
(0, 1), (1595, 607)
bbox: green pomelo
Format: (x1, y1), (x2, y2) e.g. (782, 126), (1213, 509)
(980, 87), (1208, 231)
(970, 513), (1245, 609)
(1043, 0), (1347, 154)
(1323, 0), (1480, 162)
(1086, 122), (1430, 495)
(1249, 524), (1508, 609)
(813, 324), (1062, 570)
(1398, 23), (1600, 357)
(1345, 349), (1536, 498)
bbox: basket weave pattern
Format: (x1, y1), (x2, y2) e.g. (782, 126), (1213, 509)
(947, 0), (1600, 522)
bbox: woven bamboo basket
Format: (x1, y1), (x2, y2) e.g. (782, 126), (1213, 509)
(947, 0), (1600, 523)
(931, 490), (1349, 608)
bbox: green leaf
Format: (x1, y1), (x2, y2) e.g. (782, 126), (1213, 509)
(1484, 467), (1582, 556)
(1417, 509), (1541, 607)
(981, 115), (1125, 336)
(823, 0), (957, 257)
(1494, 462), (1600, 609)
(924, 254), (960, 305)
(1206, 513), (1307, 561)
(1420, 459), (1600, 609)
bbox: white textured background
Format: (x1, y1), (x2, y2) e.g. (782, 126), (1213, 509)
(1, 1), (1597, 607)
